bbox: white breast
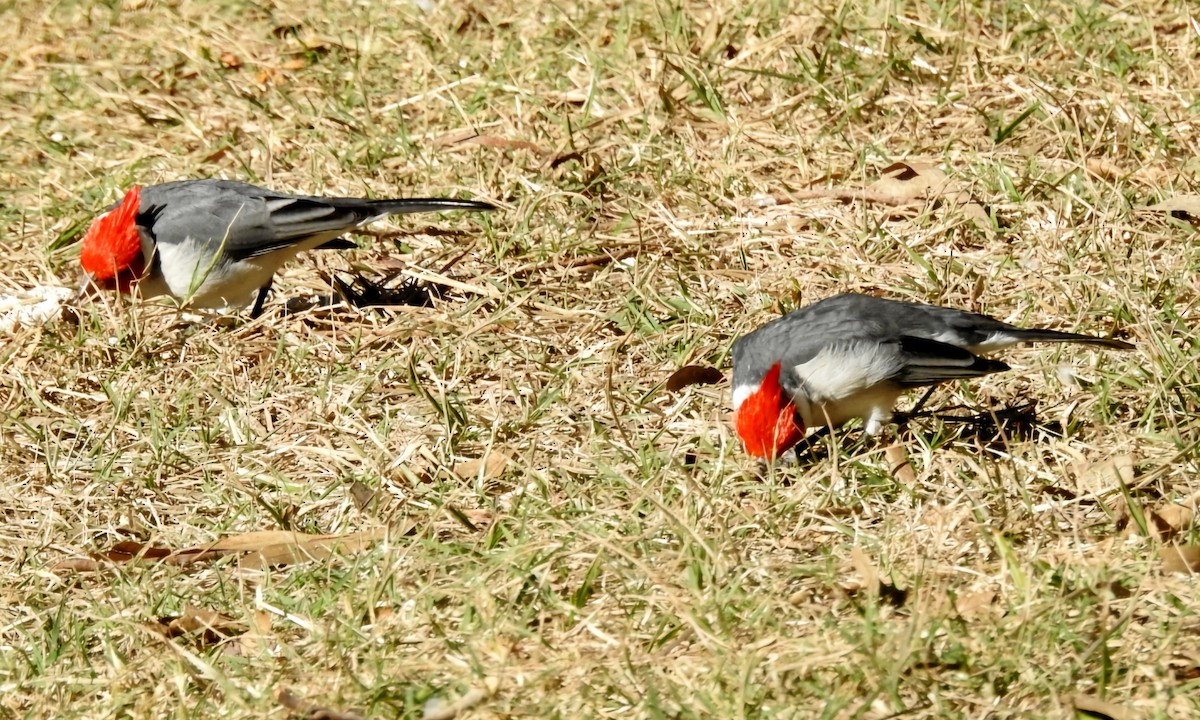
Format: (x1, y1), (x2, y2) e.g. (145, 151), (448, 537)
(142, 235), (334, 309)
(789, 342), (906, 431)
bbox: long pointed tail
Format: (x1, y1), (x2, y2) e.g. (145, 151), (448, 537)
(358, 197), (497, 215)
(1011, 328), (1134, 351)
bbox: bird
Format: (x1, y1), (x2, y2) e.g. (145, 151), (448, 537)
(730, 293), (1133, 460)
(77, 179), (495, 317)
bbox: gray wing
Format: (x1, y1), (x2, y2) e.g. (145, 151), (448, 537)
(889, 336), (1009, 386)
(812, 294), (1132, 351)
(732, 293), (1127, 391)
(137, 179), (494, 261)
(731, 294), (1015, 393)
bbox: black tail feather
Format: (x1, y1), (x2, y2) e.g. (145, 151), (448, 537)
(1011, 329), (1134, 351)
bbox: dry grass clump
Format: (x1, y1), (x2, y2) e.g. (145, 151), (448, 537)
(2, 1), (1199, 718)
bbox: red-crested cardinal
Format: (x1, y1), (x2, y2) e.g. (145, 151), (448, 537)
(731, 293), (1133, 460)
(77, 179), (495, 317)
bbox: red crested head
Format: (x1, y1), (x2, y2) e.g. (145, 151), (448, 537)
(734, 361), (805, 460)
(79, 185), (145, 294)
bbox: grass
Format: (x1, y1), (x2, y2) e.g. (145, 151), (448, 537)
(2, 0), (1200, 717)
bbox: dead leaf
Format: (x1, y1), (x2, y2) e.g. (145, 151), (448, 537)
(53, 540), (174, 572)
(348, 480), (378, 511)
(845, 546), (908, 606)
(1170, 656), (1200, 681)
(665, 365), (723, 393)
(107, 540), (173, 563)
(57, 529), (387, 572)
(364, 604), (395, 627)
(463, 135), (548, 154)
(201, 146), (230, 164)
(954, 589), (997, 618)
(185, 529), (388, 568)
(550, 151), (585, 169)
(52, 557), (105, 572)
(868, 161), (992, 233)
(421, 687), (489, 720)
(1114, 494), (1190, 540)
(277, 687), (366, 720)
(443, 504), (488, 532)
(1085, 158), (1125, 182)
(1069, 693), (1138, 720)
(1078, 454), (1137, 496)
(1142, 195), (1200, 225)
(848, 546), (879, 594)
(1160, 545), (1200, 574)
(454, 451), (511, 481)
(218, 52), (242, 69)
(149, 605), (244, 648)
(1151, 504), (1193, 537)
(271, 23), (302, 38)
(871, 161), (950, 200)
(234, 609), (275, 657)
(884, 444), (915, 485)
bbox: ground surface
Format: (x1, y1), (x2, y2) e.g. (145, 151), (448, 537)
(2, 1), (1199, 718)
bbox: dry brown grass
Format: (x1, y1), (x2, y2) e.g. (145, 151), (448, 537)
(3, 0), (1200, 717)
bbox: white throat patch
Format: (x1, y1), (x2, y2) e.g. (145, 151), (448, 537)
(730, 384), (758, 410)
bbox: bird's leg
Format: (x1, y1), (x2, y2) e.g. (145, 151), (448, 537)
(907, 386), (938, 417)
(893, 386), (939, 426)
(249, 279), (273, 319)
(863, 404), (896, 436)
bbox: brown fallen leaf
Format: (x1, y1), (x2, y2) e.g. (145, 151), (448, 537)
(871, 161), (951, 200)
(422, 687), (489, 720)
(178, 528), (389, 568)
(453, 451), (511, 481)
(1113, 495), (1190, 541)
(1069, 693), (1138, 720)
(235, 610), (275, 657)
(56, 529), (387, 572)
(665, 365), (724, 393)
(348, 480), (380, 511)
(1084, 157), (1130, 182)
(1142, 503), (1194, 541)
(462, 135), (548, 154)
(277, 687), (366, 720)
(52, 540), (174, 572)
(149, 605), (244, 647)
(783, 187), (922, 206)
(1170, 656), (1200, 681)
(884, 444), (915, 485)
(848, 546), (878, 595)
(1160, 545), (1200, 575)
(107, 540), (173, 562)
(953, 588), (997, 618)
(868, 161), (992, 233)
(1080, 454), (1137, 489)
(845, 546), (908, 606)
(201, 146), (230, 164)
(430, 129), (549, 155)
(53, 557), (106, 572)
(1142, 195), (1200, 225)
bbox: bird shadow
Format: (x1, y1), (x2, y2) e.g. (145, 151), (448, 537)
(911, 400), (1063, 447)
(774, 400), (1061, 468)
(283, 271), (448, 314)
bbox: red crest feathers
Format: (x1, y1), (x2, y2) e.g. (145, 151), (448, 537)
(734, 362), (804, 460)
(79, 185), (144, 287)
